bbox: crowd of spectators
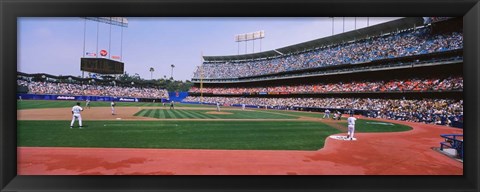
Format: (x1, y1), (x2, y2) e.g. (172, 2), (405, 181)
(183, 96), (463, 126)
(189, 76), (463, 94)
(193, 26), (463, 79)
(17, 80), (169, 99)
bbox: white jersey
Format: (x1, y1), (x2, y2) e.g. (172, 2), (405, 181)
(217, 103), (220, 107)
(72, 106), (83, 115)
(325, 109), (330, 114)
(111, 102), (115, 107)
(347, 117), (357, 126)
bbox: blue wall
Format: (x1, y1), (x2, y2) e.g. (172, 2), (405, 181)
(17, 94), (140, 102)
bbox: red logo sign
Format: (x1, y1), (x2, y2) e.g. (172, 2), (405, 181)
(100, 50), (108, 56)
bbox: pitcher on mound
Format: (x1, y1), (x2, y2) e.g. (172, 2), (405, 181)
(347, 113), (357, 140)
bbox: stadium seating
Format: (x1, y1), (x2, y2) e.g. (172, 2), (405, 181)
(17, 79), (169, 99)
(188, 76), (463, 94)
(194, 26), (462, 79)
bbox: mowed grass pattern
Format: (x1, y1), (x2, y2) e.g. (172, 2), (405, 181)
(134, 109), (298, 119)
(18, 120), (341, 150)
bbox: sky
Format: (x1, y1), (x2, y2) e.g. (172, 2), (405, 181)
(18, 17), (401, 81)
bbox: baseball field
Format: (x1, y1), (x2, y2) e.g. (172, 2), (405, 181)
(17, 100), (463, 175)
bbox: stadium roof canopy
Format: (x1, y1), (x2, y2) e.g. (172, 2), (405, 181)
(203, 17), (425, 62)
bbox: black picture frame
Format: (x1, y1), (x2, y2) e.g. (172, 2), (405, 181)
(1, 0), (479, 191)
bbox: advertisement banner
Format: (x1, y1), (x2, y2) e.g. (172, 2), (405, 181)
(117, 97), (139, 102)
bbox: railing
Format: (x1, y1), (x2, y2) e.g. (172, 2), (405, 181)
(440, 134), (463, 160)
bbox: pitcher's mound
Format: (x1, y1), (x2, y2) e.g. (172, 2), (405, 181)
(205, 111), (233, 115)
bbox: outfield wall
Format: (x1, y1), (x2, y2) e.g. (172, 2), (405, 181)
(16, 93), (167, 103)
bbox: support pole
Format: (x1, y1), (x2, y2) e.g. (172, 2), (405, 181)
(355, 17), (357, 30)
(332, 17), (334, 35)
(200, 51), (204, 104)
(83, 18), (86, 57)
(82, 18), (87, 78)
(120, 23), (123, 61)
(109, 17), (112, 59)
(96, 21), (99, 58)
(253, 39), (255, 53)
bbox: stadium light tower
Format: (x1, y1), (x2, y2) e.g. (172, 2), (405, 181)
(149, 67), (155, 80)
(235, 30), (265, 54)
(170, 64), (175, 79)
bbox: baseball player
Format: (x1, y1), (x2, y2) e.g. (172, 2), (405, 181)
(70, 102), (84, 129)
(323, 109), (330, 119)
(216, 102), (221, 112)
(170, 101), (175, 110)
(86, 99), (91, 109)
(111, 101), (115, 115)
(242, 103), (245, 110)
(347, 113), (357, 140)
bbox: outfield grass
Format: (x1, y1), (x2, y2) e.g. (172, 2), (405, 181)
(340, 119), (412, 132)
(134, 109), (298, 119)
(18, 120), (341, 150)
(17, 100), (213, 110)
(259, 110), (348, 119)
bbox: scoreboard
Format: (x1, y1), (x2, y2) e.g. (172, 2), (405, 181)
(80, 58), (124, 74)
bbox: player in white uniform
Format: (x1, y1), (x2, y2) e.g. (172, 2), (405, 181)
(86, 99), (91, 109)
(216, 102), (221, 112)
(323, 109), (330, 119)
(347, 113), (357, 140)
(70, 102), (84, 129)
(111, 101), (115, 115)
(242, 103), (245, 110)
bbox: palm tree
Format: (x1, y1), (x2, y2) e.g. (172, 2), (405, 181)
(170, 64), (175, 79)
(149, 67), (155, 80)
